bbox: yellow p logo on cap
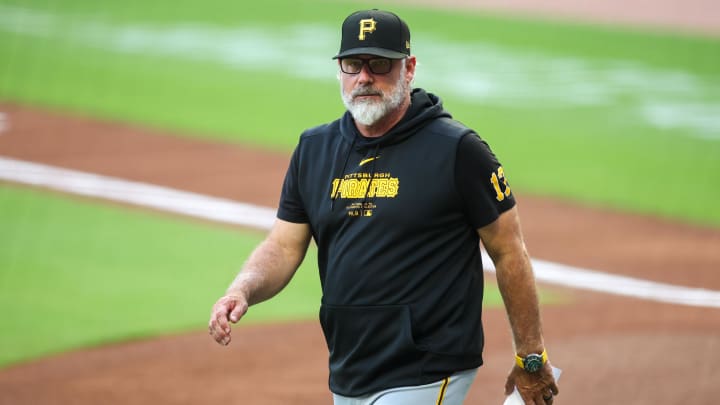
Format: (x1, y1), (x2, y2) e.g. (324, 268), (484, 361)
(358, 18), (376, 40)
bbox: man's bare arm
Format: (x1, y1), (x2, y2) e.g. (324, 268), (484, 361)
(478, 207), (558, 404)
(208, 219), (312, 345)
(479, 207), (543, 354)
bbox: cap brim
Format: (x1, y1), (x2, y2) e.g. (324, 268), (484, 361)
(333, 47), (409, 59)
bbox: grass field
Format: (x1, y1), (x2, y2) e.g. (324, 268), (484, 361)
(0, 186), (323, 366)
(1, 0), (718, 367)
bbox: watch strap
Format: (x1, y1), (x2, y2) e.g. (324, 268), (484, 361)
(515, 349), (548, 369)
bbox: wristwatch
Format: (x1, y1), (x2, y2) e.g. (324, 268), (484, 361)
(515, 349), (548, 373)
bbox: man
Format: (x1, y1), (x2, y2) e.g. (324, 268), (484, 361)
(209, 9), (559, 405)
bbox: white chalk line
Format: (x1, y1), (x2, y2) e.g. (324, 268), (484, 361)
(0, 156), (276, 230)
(1, 156), (719, 308)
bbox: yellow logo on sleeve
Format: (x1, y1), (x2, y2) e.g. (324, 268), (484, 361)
(490, 166), (512, 202)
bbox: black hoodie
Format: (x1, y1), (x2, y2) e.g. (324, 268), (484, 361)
(278, 88), (516, 396)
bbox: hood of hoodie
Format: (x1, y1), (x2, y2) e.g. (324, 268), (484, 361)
(339, 88), (452, 152)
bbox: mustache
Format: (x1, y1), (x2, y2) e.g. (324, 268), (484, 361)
(351, 86), (383, 98)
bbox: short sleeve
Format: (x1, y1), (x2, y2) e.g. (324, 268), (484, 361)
(455, 133), (516, 229)
(277, 146), (309, 223)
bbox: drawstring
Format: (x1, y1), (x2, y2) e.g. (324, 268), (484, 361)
(330, 137), (356, 212)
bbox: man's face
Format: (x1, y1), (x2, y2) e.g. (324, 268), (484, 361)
(339, 55), (416, 126)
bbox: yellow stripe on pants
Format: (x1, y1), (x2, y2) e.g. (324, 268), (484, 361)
(435, 377), (450, 405)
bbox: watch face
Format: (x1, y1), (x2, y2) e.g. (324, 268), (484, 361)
(524, 354), (544, 373)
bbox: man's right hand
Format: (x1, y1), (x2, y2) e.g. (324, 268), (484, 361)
(208, 294), (249, 346)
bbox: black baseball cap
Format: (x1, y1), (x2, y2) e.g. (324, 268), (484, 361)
(333, 9), (411, 60)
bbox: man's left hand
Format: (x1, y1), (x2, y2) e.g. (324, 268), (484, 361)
(504, 361), (559, 404)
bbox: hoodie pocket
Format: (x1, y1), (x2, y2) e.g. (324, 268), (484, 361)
(320, 304), (423, 395)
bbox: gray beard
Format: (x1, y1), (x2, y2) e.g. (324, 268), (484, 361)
(341, 65), (408, 126)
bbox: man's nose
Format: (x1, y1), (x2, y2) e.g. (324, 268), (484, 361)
(357, 64), (374, 84)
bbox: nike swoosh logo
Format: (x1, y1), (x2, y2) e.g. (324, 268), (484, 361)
(359, 156), (380, 167)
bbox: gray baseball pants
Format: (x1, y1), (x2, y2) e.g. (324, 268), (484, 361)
(332, 368), (478, 405)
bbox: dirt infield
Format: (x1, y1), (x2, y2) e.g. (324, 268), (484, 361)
(1, 101), (719, 404)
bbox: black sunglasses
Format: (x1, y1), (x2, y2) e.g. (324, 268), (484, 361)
(339, 58), (394, 75)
